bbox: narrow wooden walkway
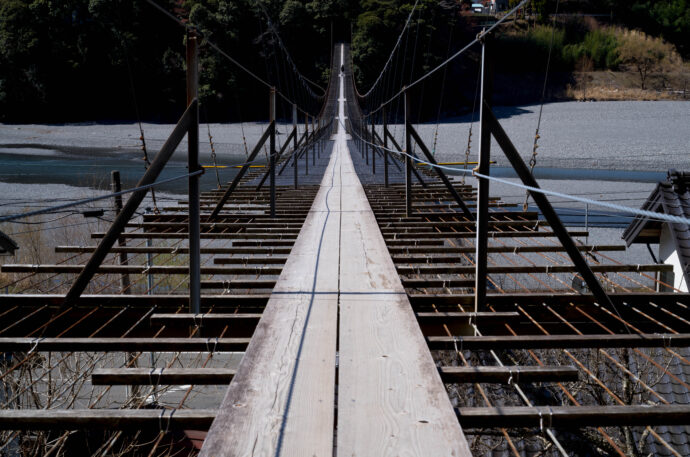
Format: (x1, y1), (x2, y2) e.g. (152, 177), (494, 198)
(200, 44), (470, 457)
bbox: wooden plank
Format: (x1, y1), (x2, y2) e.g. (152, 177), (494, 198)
(456, 405), (690, 428)
(406, 292), (690, 307)
(151, 313), (262, 326)
(397, 264), (671, 275)
(0, 293), (270, 308)
(427, 333), (690, 350)
(335, 73), (471, 455)
(199, 128), (341, 457)
(439, 366), (579, 384)
(0, 337), (249, 352)
(92, 368), (236, 385)
(1, 264), (283, 275)
(0, 409), (216, 430)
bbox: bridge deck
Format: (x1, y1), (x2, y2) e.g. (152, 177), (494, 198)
(200, 44), (470, 457)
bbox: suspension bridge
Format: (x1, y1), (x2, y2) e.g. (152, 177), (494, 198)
(1, 2), (690, 456)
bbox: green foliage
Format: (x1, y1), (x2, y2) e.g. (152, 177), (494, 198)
(563, 28), (619, 70)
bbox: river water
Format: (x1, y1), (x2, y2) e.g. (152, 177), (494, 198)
(0, 100), (687, 221)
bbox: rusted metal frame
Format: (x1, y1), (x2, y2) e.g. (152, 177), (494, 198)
(483, 104), (616, 311)
(200, 280), (276, 289)
(408, 126), (474, 221)
(209, 121), (274, 219)
(510, 303), (683, 455)
(545, 302), (690, 400)
(256, 128), (296, 190)
(63, 101), (198, 304)
(384, 126), (425, 185)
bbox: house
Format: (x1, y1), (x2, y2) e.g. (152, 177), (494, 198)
(622, 169), (690, 292)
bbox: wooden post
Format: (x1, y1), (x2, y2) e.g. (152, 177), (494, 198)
(305, 115), (309, 175)
(293, 104), (298, 188)
(475, 33), (493, 313)
(110, 171), (130, 294)
(269, 87), (276, 218)
(312, 116), (316, 165)
(404, 88), (412, 217)
(383, 108), (389, 187)
(371, 115), (376, 174)
(186, 30), (201, 315)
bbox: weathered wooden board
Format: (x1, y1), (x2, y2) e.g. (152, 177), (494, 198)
(199, 131), (341, 457)
(335, 67), (471, 455)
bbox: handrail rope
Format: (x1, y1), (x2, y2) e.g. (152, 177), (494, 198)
(356, 0), (420, 99)
(524, 0), (561, 211)
(344, 119), (690, 227)
(144, 0), (320, 118)
(0, 171), (201, 223)
(364, 0), (531, 117)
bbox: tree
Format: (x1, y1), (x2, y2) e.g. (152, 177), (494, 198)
(618, 29), (675, 89)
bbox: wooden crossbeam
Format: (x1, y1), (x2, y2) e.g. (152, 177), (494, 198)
(91, 368), (236, 385)
(416, 312), (520, 324)
(0, 293), (269, 308)
(408, 292), (690, 307)
(1, 265), (283, 275)
(0, 409), (216, 430)
(200, 280), (277, 289)
(56, 246), (292, 255)
(150, 313), (262, 326)
(0, 337), (249, 352)
(440, 366), (579, 384)
(456, 405), (690, 428)
(92, 232), (298, 240)
(389, 245), (626, 254)
(427, 333), (690, 350)
(398, 264), (671, 275)
(385, 231), (590, 240)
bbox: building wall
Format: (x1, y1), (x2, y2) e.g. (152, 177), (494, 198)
(660, 225), (688, 292)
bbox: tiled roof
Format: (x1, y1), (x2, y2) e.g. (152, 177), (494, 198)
(623, 170), (690, 287)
